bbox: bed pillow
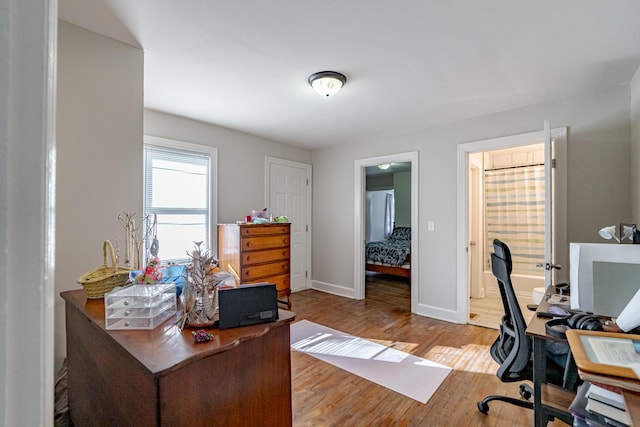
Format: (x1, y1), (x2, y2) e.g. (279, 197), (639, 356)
(390, 226), (411, 241)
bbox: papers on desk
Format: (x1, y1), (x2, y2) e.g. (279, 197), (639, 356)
(547, 293), (571, 307)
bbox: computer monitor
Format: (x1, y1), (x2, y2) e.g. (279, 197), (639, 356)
(592, 261), (640, 317)
(569, 243), (640, 313)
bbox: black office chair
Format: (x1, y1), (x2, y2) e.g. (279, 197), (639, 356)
(477, 239), (568, 415)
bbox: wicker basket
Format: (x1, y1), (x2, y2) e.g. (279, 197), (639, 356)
(77, 240), (132, 299)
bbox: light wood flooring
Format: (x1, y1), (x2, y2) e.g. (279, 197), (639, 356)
(289, 274), (565, 427)
(468, 295), (535, 330)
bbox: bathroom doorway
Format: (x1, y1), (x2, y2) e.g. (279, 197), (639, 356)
(459, 126), (568, 329)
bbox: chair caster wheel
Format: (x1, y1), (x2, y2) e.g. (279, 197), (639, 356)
(519, 384), (531, 400)
(477, 401), (489, 414)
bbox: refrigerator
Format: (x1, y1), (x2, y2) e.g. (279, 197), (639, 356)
(365, 190), (394, 243)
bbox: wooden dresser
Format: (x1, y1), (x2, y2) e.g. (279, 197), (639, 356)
(218, 222), (291, 308)
(61, 289), (295, 427)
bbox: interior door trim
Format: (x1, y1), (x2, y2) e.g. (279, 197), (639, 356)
(456, 127), (567, 324)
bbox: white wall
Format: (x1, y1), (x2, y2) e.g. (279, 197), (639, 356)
(631, 65), (640, 221)
(55, 21), (144, 368)
(394, 171), (411, 227)
(144, 110), (312, 224)
(311, 85), (632, 321)
(2, 1), (56, 425)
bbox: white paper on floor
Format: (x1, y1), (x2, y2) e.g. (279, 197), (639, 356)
(290, 319), (452, 404)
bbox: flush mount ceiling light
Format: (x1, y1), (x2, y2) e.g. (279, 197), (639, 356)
(377, 163), (391, 170)
(308, 71), (346, 97)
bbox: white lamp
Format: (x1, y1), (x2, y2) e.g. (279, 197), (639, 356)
(598, 225), (620, 243)
(622, 224), (635, 242)
(308, 71), (346, 97)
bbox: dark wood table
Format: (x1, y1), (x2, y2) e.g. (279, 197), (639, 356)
(525, 291), (576, 427)
(62, 289), (295, 427)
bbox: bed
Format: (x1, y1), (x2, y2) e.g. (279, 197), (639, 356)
(365, 226), (411, 278)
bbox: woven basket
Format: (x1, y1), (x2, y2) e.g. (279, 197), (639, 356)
(77, 240), (132, 299)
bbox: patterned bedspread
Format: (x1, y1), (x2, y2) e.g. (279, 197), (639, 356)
(365, 227), (411, 266)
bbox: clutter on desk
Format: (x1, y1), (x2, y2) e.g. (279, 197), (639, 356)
(77, 240), (132, 299)
(237, 208), (289, 224)
(128, 259), (186, 298)
(104, 282), (177, 330)
(251, 208), (267, 220)
(192, 329), (214, 343)
(178, 242), (235, 330)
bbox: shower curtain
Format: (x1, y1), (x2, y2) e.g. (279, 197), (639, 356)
(484, 164), (545, 276)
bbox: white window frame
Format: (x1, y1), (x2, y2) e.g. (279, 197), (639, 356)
(143, 135), (218, 264)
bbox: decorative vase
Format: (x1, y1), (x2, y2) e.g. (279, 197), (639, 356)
(178, 242), (220, 330)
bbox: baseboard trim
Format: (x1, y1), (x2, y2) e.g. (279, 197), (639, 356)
(311, 280), (356, 299)
(413, 302), (462, 324)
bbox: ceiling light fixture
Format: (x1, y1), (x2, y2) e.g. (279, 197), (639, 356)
(377, 164), (391, 170)
(308, 71), (346, 97)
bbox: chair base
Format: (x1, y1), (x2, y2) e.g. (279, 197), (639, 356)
(477, 384), (534, 414)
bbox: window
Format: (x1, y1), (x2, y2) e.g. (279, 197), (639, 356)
(143, 136), (217, 264)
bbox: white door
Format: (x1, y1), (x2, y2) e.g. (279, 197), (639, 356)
(468, 164), (483, 298)
(266, 158), (311, 293)
(542, 121), (568, 286)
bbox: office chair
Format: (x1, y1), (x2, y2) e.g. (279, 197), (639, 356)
(477, 239), (568, 415)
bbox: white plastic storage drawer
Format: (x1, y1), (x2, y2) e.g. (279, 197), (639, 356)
(105, 283), (177, 330)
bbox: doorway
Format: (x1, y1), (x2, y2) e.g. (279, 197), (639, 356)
(456, 127), (568, 327)
(364, 163), (410, 301)
(354, 152), (419, 310)
(468, 145), (545, 328)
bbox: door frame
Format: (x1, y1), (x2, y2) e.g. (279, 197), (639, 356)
(265, 156), (313, 291)
(354, 151), (419, 309)
(468, 159), (484, 299)
(456, 128), (567, 323)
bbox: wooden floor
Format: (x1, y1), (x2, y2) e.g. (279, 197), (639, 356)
(289, 274), (567, 427)
(469, 295), (535, 330)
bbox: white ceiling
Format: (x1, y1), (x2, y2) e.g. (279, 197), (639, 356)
(58, 0), (640, 150)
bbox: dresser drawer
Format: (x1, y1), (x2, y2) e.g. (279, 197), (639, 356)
(242, 235), (289, 251)
(241, 261), (289, 280)
(241, 225), (289, 237)
(243, 274), (290, 293)
(242, 248), (289, 266)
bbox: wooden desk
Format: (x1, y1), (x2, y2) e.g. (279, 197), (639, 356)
(567, 329), (640, 426)
(61, 289), (295, 427)
(526, 296), (576, 426)
(625, 390), (640, 426)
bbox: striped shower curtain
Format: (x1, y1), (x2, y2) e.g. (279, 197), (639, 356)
(484, 164), (545, 277)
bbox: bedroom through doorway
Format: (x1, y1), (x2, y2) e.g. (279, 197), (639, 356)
(353, 151), (418, 311)
(364, 163), (412, 303)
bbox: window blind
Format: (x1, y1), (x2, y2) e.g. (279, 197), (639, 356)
(143, 144), (212, 263)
